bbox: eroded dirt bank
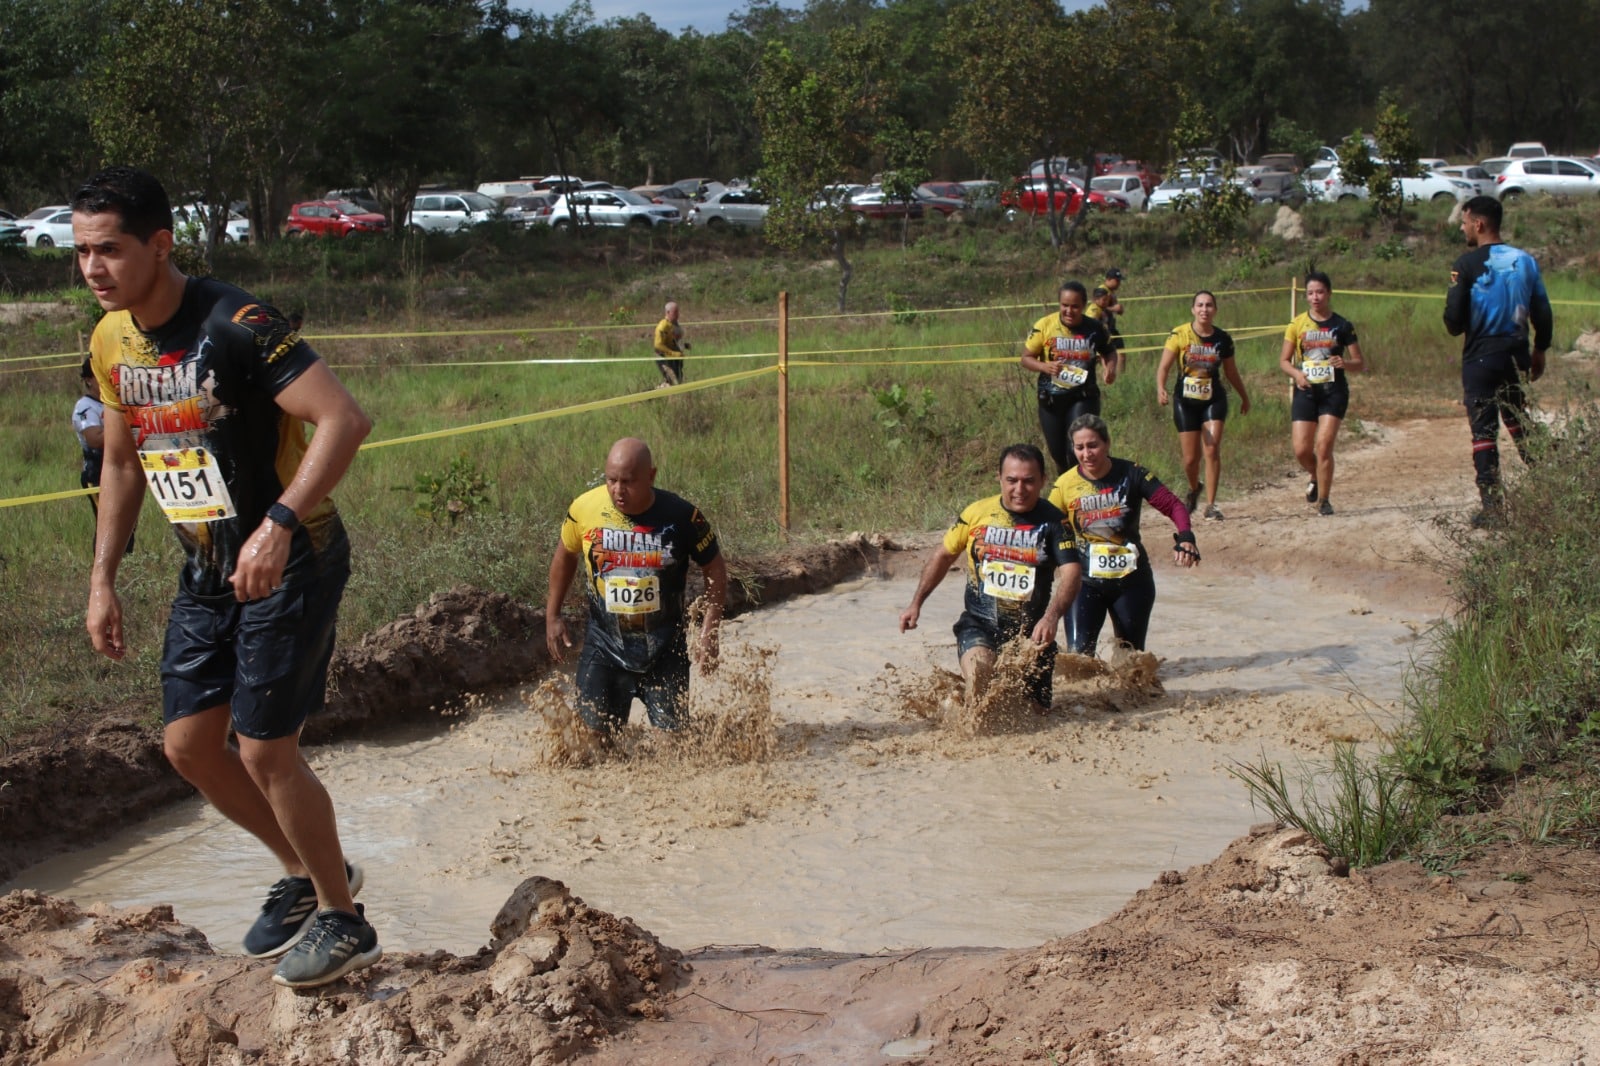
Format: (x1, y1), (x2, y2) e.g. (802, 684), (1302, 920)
(0, 534), (903, 883)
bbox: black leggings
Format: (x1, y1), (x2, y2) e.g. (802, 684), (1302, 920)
(1038, 391), (1100, 475)
(1068, 568), (1157, 656)
(1463, 354), (1531, 489)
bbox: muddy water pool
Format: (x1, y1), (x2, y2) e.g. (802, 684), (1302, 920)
(8, 569), (1435, 957)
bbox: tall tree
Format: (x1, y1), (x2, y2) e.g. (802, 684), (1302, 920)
(0, 0), (108, 206)
(754, 27), (887, 311)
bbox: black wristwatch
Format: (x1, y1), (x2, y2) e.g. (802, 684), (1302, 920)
(265, 501), (300, 533)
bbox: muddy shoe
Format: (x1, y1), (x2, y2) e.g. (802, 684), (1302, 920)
(271, 904), (382, 989)
(1184, 483), (1203, 513)
(1305, 478), (1318, 503)
(243, 861), (364, 959)
(1318, 500), (1334, 516)
(1203, 504), (1224, 521)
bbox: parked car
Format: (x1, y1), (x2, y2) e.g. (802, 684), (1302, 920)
(285, 199), (389, 238)
(533, 174), (585, 194)
(477, 180), (538, 201)
(1495, 157), (1600, 200)
(1507, 141), (1549, 159)
(173, 203), (250, 242)
(846, 184), (925, 221)
(0, 218), (24, 247)
(688, 186), (769, 229)
(1302, 162), (1365, 202)
(16, 205), (73, 248)
(664, 177), (723, 203)
(913, 183), (969, 217)
(509, 193), (557, 225)
(327, 188), (383, 214)
(1233, 167), (1306, 206)
(1398, 171), (1471, 203)
(544, 188), (682, 229)
(1092, 152), (1123, 175)
(1477, 157), (1515, 177)
(1003, 176), (1117, 217)
(1435, 165), (1496, 197)
(1106, 159), (1162, 193)
(1417, 157), (1449, 171)
(633, 184), (695, 219)
(407, 190), (500, 233)
(1255, 153), (1302, 174)
(1147, 172), (1222, 210)
(1090, 174), (1148, 211)
(957, 180), (1002, 214)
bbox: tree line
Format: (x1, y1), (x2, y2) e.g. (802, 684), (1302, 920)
(2, 0), (1594, 244)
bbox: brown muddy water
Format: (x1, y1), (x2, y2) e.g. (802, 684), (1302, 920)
(6, 570), (1434, 957)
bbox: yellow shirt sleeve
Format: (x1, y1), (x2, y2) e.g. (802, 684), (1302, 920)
(653, 318), (678, 357)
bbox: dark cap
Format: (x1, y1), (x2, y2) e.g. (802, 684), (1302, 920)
(1105, 267), (1125, 281)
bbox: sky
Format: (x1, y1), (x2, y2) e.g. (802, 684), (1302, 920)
(511, 1), (1098, 36)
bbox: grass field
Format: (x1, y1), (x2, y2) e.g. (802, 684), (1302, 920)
(3, 199), (1598, 741)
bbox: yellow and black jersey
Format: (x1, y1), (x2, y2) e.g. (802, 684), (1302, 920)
(1284, 311), (1357, 388)
(652, 317), (683, 358)
(90, 276), (334, 597)
(1024, 312), (1115, 398)
(942, 494), (1075, 637)
(1050, 459), (1182, 583)
(1164, 322), (1235, 403)
(560, 485), (719, 671)
(1084, 302), (1124, 349)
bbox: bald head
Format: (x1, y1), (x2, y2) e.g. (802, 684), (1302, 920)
(604, 438), (657, 515)
(665, 301), (679, 322)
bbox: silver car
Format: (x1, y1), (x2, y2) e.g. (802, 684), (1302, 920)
(407, 190), (500, 233)
(545, 188), (682, 229)
(1494, 157), (1600, 200)
(689, 187), (769, 229)
(1435, 166), (1496, 198)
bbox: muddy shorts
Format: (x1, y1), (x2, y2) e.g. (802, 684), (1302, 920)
(575, 631), (691, 732)
(160, 529), (350, 741)
(1172, 392), (1227, 433)
(1290, 382), (1350, 422)
(953, 614), (1055, 707)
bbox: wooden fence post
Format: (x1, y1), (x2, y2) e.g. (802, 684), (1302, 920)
(778, 291), (790, 534)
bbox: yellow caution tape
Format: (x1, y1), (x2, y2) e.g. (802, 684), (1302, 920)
(359, 365), (776, 450)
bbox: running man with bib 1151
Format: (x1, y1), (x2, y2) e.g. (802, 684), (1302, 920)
(75, 166), (379, 991)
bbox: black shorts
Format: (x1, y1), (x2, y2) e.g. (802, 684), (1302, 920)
(574, 632), (691, 732)
(952, 613), (1055, 707)
(1173, 392), (1227, 433)
(160, 526), (350, 740)
(1290, 384), (1350, 422)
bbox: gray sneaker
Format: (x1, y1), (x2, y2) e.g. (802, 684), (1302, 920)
(1203, 504), (1224, 521)
(243, 861), (363, 959)
(272, 904), (382, 989)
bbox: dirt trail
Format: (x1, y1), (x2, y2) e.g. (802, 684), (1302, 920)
(9, 416), (1598, 1066)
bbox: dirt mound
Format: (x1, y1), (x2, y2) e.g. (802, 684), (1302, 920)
(0, 877), (681, 1066)
(570, 827), (1600, 1064)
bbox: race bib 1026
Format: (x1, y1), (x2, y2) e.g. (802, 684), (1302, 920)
(603, 574), (661, 614)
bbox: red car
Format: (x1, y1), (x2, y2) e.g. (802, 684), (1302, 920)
(285, 199), (389, 238)
(1107, 159), (1163, 195)
(1003, 177), (1128, 217)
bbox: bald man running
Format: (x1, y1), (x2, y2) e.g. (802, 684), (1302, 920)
(652, 301), (690, 386)
(546, 438), (726, 732)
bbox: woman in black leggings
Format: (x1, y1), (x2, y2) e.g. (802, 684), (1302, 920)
(1019, 281), (1118, 475)
(1048, 414), (1200, 655)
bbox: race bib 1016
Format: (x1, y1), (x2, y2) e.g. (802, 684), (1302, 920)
(980, 559), (1035, 601)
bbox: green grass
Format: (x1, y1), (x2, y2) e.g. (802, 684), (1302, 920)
(3, 199), (1599, 744)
